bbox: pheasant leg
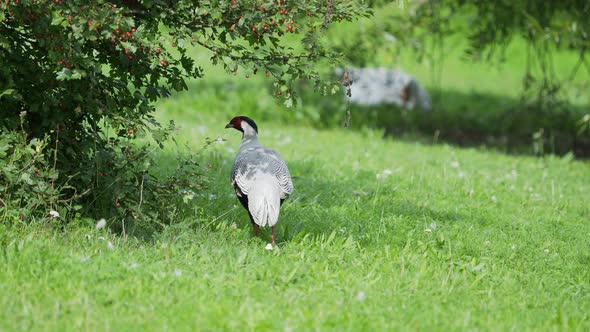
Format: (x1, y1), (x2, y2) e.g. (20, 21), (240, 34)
(271, 226), (276, 244)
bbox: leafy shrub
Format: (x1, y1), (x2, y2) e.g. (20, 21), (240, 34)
(0, 112), (67, 223)
(0, 113), (204, 234)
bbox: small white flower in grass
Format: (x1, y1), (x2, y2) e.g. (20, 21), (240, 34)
(96, 218), (106, 230)
(544, 248), (550, 254)
(208, 194), (217, 200)
(468, 189), (475, 197)
(450, 161), (460, 168)
(430, 222), (437, 230)
(181, 190), (196, 203)
(49, 210), (59, 218)
(511, 245), (517, 250)
(173, 269), (182, 277)
(376, 169), (392, 181)
(490, 196), (497, 202)
(265, 243), (273, 251)
(107, 241), (115, 250)
(230, 222), (238, 229)
(130, 262), (139, 269)
(484, 240), (491, 246)
(356, 291), (366, 301)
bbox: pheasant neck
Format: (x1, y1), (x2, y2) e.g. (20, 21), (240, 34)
(239, 121), (261, 149)
(239, 135), (261, 150)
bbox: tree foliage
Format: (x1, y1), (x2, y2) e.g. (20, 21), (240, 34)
(0, 0), (368, 223)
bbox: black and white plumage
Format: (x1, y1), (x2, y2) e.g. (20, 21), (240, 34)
(225, 116), (294, 244)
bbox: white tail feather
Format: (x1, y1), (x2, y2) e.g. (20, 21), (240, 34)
(247, 177), (281, 227)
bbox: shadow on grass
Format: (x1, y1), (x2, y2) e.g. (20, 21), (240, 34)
(150, 149), (475, 247)
(178, 78), (590, 158)
(295, 85), (590, 158)
(112, 123), (493, 246)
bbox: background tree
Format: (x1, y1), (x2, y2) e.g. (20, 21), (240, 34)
(330, 0), (590, 156)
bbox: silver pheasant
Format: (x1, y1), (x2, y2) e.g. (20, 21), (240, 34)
(225, 116), (294, 244)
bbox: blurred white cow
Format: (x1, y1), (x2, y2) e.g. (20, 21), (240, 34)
(336, 67), (432, 111)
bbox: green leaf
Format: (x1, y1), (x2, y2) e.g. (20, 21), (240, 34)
(51, 11), (65, 26)
(56, 68), (86, 81)
(120, 42), (138, 53)
(0, 89), (16, 98)
(20, 173), (33, 185)
(70, 69), (86, 80)
(56, 68), (73, 81)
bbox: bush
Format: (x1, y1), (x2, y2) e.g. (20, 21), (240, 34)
(0, 112), (65, 223)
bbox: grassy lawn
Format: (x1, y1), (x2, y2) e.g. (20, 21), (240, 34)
(2, 97), (590, 330)
(2, 9), (590, 330)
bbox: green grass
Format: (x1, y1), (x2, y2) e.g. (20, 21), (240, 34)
(2, 102), (590, 330)
(2, 9), (590, 330)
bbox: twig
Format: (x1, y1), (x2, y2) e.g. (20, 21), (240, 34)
(51, 126), (59, 209)
(138, 172), (145, 210)
(340, 70), (353, 128)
